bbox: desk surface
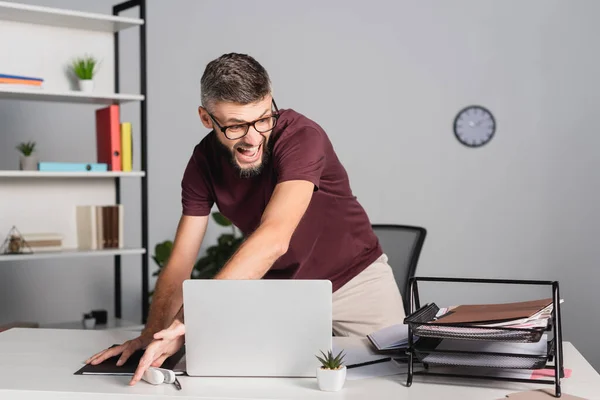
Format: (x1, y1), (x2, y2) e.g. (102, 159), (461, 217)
(0, 328), (599, 400)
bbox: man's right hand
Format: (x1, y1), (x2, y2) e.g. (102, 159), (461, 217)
(85, 333), (152, 367)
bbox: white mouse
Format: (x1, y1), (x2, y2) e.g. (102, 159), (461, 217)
(153, 367), (176, 384)
(141, 367), (165, 385)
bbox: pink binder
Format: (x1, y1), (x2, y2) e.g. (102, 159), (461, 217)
(95, 105), (122, 171)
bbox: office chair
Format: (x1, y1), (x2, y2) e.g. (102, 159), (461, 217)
(371, 224), (427, 316)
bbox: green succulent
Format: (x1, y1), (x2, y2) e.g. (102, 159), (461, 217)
(71, 55), (98, 80)
(16, 141), (36, 156)
(316, 349), (346, 370)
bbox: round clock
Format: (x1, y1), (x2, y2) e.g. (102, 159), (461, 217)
(453, 105), (496, 148)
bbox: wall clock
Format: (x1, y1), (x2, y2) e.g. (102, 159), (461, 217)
(453, 105), (496, 148)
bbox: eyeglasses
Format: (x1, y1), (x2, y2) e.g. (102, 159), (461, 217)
(208, 99), (280, 140)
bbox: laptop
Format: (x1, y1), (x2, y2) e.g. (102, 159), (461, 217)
(182, 279), (332, 377)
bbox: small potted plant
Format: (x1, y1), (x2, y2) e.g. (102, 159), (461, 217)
(316, 349), (346, 392)
(71, 55), (98, 92)
(82, 312), (96, 329)
(16, 141), (37, 171)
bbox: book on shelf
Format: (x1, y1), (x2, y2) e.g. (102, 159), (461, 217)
(0, 73), (44, 88)
(76, 205), (124, 250)
(19, 232), (63, 252)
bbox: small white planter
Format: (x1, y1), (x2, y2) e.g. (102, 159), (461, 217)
(316, 366), (346, 392)
(19, 154), (38, 171)
(82, 317), (96, 329)
(78, 79), (94, 92)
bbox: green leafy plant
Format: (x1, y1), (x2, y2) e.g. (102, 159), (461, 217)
(150, 212), (244, 296)
(71, 55), (98, 80)
(316, 349), (346, 370)
(16, 141), (36, 156)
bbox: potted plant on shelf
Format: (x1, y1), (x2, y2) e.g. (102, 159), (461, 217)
(16, 141), (37, 171)
(316, 349), (346, 392)
(71, 55), (98, 92)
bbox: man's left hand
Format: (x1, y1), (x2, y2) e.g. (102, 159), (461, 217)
(129, 320), (185, 386)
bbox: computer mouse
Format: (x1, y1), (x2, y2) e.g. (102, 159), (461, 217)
(141, 367), (165, 385)
(153, 367), (176, 384)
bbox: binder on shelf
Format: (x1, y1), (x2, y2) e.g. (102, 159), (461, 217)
(120, 122), (132, 172)
(403, 277), (564, 398)
(95, 105), (122, 171)
(38, 162), (108, 172)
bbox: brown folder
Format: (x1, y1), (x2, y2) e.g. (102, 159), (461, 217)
(434, 298), (553, 324)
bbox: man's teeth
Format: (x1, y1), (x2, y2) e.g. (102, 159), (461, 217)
(240, 145), (259, 155)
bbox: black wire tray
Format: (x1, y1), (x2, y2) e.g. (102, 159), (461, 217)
(404, 302), (548, 343)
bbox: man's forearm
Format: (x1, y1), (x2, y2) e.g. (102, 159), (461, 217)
(214, 223), (288, 280)
(141, 268), (185, 339)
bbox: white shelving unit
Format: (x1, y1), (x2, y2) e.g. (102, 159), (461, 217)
(0, 247), (146, 262)
(0, 0), (149, 329)
(0, 171), (145, 178)
(0, 86), (144, 104)
(0, 0), (143, 32)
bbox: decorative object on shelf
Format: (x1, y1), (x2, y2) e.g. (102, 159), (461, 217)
(315, 349), (346, 392)
(82, 312), (96, 329)
(70, 54), (99, 92)
(150, 212), (244, 297)
(91, 309), (108, 325)
(0, 226), (33, 255)
(16, 140), (38, 170)
(453, 105), (496, 148)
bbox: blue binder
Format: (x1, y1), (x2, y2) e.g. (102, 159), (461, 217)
(38, 162), (108, 172)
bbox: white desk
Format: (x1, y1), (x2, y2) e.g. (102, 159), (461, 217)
(1, 328), (599, 400)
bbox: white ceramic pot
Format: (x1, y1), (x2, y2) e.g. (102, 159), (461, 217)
(316, 366), (346, 392)
(78, 79), (94, 92)
(82, 317), (96, 329)
(19, 154), (38, 171)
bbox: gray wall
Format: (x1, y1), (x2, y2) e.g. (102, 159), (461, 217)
(2, 0), (599, 370)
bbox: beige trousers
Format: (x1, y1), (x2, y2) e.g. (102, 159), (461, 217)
(332, 254), (406, 337)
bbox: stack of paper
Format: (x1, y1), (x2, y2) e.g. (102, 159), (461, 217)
(367, 323), (411, 351)
(421, 334), (549, 368)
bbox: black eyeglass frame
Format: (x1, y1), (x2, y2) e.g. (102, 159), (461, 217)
(207, 99), (280, 140)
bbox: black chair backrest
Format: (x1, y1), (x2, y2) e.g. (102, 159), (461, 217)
(371, 224), (427, 315)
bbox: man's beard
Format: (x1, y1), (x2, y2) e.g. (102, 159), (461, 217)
(217, 136), (272, 179)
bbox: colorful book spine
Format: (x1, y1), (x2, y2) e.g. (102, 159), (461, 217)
(0, 73), (43, 81)
(0, 78), (42, 86)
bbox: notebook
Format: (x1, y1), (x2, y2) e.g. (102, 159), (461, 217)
(367, 323), (411, 351)
(74, 345), (186, 376)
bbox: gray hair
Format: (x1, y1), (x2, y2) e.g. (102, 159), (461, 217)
(201, 53), (272, 111)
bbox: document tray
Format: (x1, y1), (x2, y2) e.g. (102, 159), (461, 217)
(404, 303), (547, 343)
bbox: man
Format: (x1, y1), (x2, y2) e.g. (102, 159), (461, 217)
(85, 53), (405, 386)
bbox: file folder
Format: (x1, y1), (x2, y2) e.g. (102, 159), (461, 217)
(95, 105), (122, 171)
(120, 122), (132, 172)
